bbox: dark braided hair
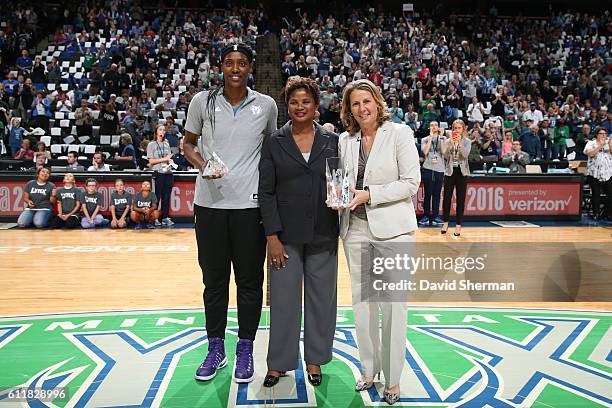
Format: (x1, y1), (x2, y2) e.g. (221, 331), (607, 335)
(205, 85), (223, 135)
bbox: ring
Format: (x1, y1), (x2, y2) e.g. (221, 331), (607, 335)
(272, 258), (277, 262)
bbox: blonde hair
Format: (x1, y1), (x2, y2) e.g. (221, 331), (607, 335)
(451, 119), (469, 138)
(120, 133), (133, 144)
(340, 79), (391, 135)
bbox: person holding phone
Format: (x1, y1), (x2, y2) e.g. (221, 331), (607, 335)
(441, 119), (471, 236)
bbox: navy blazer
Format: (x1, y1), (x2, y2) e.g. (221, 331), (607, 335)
(259, 121), (339, 244)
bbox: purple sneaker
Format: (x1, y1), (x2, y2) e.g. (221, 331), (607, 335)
(233, 338), (255, 383)
(195, 337), (227, 381)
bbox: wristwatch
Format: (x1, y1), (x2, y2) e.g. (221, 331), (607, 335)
(364, 186), (371, 205)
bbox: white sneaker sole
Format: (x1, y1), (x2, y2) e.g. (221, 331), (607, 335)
(194, 356), (227, 381)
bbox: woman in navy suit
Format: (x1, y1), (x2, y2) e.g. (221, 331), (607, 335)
(259, 77), (340, 387)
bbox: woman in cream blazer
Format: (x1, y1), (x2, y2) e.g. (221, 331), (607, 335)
(337, 79), (420, 405)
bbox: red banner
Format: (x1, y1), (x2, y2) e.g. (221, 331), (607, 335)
(414, 181), (581, 216)
(1, 180), (581, 218)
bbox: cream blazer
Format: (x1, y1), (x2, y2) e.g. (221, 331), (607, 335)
(338, 121), (421, 239)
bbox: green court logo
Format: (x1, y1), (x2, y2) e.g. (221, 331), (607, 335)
(0, 307), (610, 407)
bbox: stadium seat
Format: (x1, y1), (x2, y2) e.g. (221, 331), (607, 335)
(78, 136), (90, 144)
(50, 128), (62, 136)
(63, 136), (75, 144)
(40, 136), (51, 147)
(50, 145), (64, 155)
(100, 135), (111, 145)
(84, 145), (97, 154)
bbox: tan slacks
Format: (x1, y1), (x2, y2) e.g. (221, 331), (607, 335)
(343, 215), (414, 387)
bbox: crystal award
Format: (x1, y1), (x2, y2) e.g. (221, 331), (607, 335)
(326, 157), (350, 207)
(202, 151), (229, 177)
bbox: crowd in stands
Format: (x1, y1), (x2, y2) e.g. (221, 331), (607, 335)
(279, 7), (611, 164)
(1, 4), (43, 68)
(1, 2), (612, 226)
(0, 1), (266, 171)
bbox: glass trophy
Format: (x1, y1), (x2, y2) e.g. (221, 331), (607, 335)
(326, 157), (350, 207)
(202, 151), (229, 177)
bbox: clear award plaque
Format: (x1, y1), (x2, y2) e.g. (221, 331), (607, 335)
(202, 151), (229, 177)
(326, 157), (350, 207)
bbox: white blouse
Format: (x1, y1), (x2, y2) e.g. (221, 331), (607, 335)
(584, 140), (612, 181)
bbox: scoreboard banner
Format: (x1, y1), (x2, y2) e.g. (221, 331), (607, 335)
(0, 173), (582, 220)
(414, 180), (581, 217)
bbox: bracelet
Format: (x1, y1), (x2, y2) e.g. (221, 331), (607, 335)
(364, 186), (371, 205)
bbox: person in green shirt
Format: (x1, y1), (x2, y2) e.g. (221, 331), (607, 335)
(484, 65), (498, 82)
(420, 96), (435, 114)
(503, 113), (520, 141)
(420, 103), (438, 134)
(552, 117), (570, 160)
(83, 48), (96, 71)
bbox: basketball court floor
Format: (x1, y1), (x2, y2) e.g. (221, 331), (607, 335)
(0, 226), (610, 407)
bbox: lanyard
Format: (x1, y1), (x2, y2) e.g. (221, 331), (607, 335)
(431, 136), (439, 154)
(155, 141), (166, 158)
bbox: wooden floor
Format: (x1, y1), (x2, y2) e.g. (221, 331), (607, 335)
(1, 226), (611, 316)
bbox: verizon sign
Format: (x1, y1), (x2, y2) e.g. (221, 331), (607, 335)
(415, 181), (581, 217)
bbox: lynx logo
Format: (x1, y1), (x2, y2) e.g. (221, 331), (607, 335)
(0, 307), (609, 407)
(251, 105), (262, 116)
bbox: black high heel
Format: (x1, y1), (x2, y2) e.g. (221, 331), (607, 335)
(306, 366), (322, 386)
(263, 371), (286, 388)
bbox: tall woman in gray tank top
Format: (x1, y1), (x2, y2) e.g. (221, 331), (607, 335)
(183, 44), (278, 384)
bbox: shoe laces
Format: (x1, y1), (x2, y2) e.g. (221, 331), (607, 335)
(235, 339), (253, 370)
(203, 338), (224, 366)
